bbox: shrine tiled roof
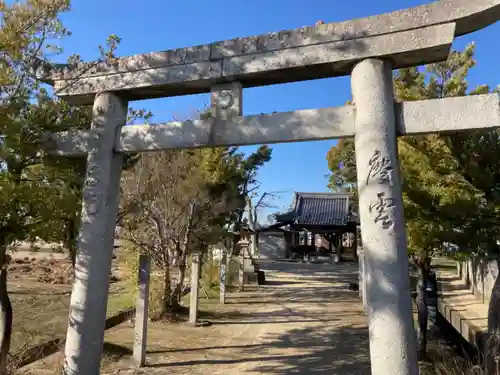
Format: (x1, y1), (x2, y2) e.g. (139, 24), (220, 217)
(275, 192), (357, 227)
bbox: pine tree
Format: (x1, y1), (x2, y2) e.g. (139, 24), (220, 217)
(326, 43), (500, 362)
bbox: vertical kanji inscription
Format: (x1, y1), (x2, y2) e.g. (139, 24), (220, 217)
(367, 150), (396, 229)
(367, 149), (393, 185)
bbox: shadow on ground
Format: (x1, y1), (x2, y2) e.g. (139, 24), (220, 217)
(156, 262), (368, 374)
(148, 324), (369, 374)
(99, 261), (370, 375)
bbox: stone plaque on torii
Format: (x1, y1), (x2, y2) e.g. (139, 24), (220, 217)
(38, 1), (500, 374)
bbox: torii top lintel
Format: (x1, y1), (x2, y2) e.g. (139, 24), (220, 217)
(41, 0), (500, 105)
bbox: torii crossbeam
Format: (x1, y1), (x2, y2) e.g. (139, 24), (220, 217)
(39, 1), (500, 375)
(46, 94), (499, 155)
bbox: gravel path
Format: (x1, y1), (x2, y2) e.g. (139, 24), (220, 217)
(104, 261), (371, 375)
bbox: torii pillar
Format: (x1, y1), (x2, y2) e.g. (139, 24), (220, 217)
(62, 92), (127, 375)
(352, 59), (418, 375)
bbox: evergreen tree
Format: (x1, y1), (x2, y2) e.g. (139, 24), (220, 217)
(326, 43), (500, 363)
(0, 1), (149, 369)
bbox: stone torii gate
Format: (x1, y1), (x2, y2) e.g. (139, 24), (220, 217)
(38, 1), (500, 374)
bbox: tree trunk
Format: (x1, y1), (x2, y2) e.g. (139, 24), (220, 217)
(484, 259), (500, 375)
(66, 217), (78, 270)
(160, 266), (181, 315)
(174, 264), (186, 304)
(0, 245), (12, 374)
(416, 261), (430, 360)
(69, 245), (76, 269)
(171, 202), (194, 305)
(65, 171), (84, 271)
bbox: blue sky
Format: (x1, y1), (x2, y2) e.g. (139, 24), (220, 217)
(55, 0), (500, 221)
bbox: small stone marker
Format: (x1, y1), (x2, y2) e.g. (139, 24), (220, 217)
(133, 254), (150, 367)
(189, 252), (201, 325)
(220, 251), (227, 304)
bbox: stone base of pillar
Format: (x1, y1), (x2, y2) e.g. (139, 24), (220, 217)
(242, 271), (259, 285)
(190, 320), (213, 327)
(257, 270), (266, 285)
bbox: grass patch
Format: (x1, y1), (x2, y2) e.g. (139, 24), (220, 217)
(106, 283), (136, 315)
(419, 351), (483, 375)
(182, 257), (240, 307)
(182, 284), (221, 306)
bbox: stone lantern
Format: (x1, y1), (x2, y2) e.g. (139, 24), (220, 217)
(236, 228), (260, 288)
(237, 229), (250, 258)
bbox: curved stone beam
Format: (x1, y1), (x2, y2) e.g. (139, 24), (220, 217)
(211, 0), (500, 59)
(47, 0), (499, 79)
(40, 0), (499, 104)
(49, 24), (456, 105)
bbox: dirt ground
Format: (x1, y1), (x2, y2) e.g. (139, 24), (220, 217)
(22, 261), (370, 375)
(8, 251), (132, 355)
(107, 261), (371, 375)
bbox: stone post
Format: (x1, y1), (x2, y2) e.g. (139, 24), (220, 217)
(189, 252), (201, 325)
(220, 250), (227, 304)
(351, 59), (418, 375)
(63, 92), (128, 375)
(238, 239), (249, 291)
(250, 233), (257, 257)
(238, 253), (245, 291)
(358, 250), (367, 312)
(133, 254), (150, 367)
